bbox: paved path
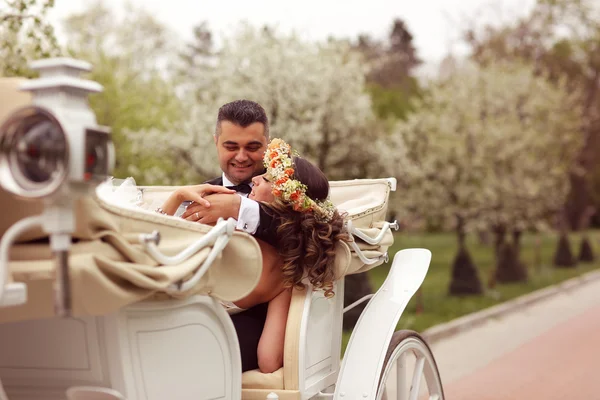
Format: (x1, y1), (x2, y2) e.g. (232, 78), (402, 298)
(428, 274), (600, 399)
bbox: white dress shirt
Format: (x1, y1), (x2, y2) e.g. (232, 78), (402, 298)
(222, 174), (260, 234)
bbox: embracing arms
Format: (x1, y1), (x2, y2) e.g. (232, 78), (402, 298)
(181, 193), (280, 246)
(160, 184), (280, 246)
(158, 184), (236, 216)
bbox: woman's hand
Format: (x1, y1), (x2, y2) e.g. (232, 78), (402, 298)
(160, 184), (235, 215)
(181, 193), (242, 224)
(175, 184), (235, 207)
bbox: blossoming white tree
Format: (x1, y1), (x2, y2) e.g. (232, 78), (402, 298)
(127, 25), (380, 184)
(0, 0), (60, 77)
(388, 60), (582, 294)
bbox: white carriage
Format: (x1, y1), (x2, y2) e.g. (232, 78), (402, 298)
(0, 59), (444, 400)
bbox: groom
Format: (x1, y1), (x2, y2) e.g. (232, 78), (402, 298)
(181, 99), (277, 373)
(181, 99), (278, 246)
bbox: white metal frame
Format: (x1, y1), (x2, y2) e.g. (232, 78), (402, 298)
(334, 249), (432, 400)
(376, 333), (444, 400)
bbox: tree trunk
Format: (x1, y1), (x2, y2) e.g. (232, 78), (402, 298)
(493, 226), (528, 283)
(578, 236), (595, 263)
(554, 234), (577, 268)
(488, 224), (506, 289)
(492, 224), (507, 258)
(342, 272), (373, 330)
(565, 172), (591, 231)
(477, 228), (491, 245)
(512, 229), (522, 252)
(495, 241), (528, 283)
(578, 206), (596, 263)
(534, 233), (542, 272)
(449, 216), (483, 296)
(566, 68), (600, 231)
(553, 211), (577, 268)
(457, 218), (466, 248)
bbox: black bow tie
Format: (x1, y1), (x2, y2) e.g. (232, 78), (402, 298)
(226, 183), (252, 194)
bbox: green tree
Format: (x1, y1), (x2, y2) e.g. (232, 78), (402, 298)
(0, 0), (61, 77)
(62, 1), (184, 182)
(353, 19), (422, 120)
(464, 0), (600, 231)
(178, 21), (214, 84)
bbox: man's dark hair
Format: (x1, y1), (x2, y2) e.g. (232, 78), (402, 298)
(215, 99), (269, 139)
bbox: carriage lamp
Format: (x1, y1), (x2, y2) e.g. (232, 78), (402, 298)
(0, 58), (114, 316)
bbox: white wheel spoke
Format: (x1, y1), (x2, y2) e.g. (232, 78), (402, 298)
(408, 356), (425, 400)
(376, 332), (444, 400)
(396, 352), (407, 397)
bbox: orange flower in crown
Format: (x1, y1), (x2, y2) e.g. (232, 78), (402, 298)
(263, 138), (336, 222)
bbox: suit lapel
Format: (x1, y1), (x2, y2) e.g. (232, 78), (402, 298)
(205, 176), (223, 186)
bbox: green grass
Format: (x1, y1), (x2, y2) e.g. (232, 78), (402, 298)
(342, 230), (600, 351)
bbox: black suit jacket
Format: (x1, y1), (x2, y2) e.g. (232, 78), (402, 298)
(205, 176), (279, 246)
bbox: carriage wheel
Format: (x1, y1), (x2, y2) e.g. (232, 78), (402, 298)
(376, 330), (444, 400)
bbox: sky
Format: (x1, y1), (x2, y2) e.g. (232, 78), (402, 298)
(49, 0), (536, 75)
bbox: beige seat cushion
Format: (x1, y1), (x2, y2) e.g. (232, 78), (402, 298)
(242, 368), (284, 390)
(330, 178), (392, 227)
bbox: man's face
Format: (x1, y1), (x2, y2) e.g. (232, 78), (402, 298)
(214, 120), (267, 185)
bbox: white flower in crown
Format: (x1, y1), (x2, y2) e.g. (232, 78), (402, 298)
(263, 138), (336, 222)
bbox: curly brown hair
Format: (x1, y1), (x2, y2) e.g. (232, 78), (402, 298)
(263, 157), (348, 297)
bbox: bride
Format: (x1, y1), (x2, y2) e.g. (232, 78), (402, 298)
(159, 138), (348, 373)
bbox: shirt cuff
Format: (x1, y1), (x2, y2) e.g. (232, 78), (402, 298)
(237, 196), (260, 234)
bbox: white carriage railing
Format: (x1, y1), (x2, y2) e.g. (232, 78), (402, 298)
(344, 218), (399, 267)
(139, 217), (237, 293)
(0, 216), (35, 307)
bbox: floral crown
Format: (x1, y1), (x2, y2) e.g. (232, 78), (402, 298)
(264, 138), (336, 223)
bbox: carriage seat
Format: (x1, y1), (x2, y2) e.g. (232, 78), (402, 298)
(242, 368), (284, 390)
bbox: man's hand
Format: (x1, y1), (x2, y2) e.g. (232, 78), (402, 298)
(181, 193), (241, 224)
(158, 184), (235, 216)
